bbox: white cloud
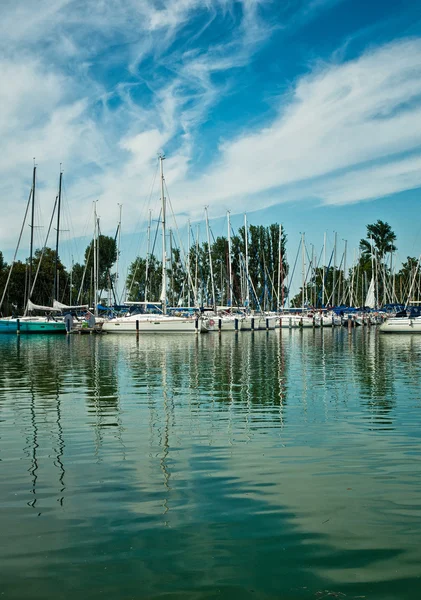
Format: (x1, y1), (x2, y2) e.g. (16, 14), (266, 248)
(166, 38), (421, 215)
(1, 0), (421, 267)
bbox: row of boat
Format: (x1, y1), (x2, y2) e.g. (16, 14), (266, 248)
(1, 306), (420, 334)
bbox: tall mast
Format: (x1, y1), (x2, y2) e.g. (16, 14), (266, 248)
(28, 163), (36, 302)
(244, 213), (250, 308)
(145, 209), (152, 304)
(93, 201), (98, 316)
(159, 155), (167, 314)
(53, 168), (63, 301)
(205, 207), (215, 309)
(115, 203), (122, 304)
(277, 224), (281, 311)
(280, 224), (284, 309)
(343, 239), (347, 305)
(310, 243), (314, 306)
(70, 257), (73, 306)
(169, 229), (174, 307)
(227, 211), (233, 307)
(301, 232), (305, 308)
(332, 231), (337, 307)
(370, 235), (377, 308)
(322, 232), (326, 307)
(195, 225), (199, 306)
(187, 219), (191, 308)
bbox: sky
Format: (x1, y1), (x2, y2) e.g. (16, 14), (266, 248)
(1, 0), (421, 297)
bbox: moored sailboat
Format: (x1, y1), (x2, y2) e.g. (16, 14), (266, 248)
(103, 156), (208, 334)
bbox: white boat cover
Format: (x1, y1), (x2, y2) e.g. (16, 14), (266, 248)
(27, 299), (61, 312)
(53, 300), (89, 310)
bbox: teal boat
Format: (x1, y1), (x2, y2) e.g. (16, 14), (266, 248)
(0, 319), (18, 334)
(0, 316), (66, 334)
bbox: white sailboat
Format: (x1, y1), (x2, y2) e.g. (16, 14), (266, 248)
(103, 156), (208, 334)
(379, 308), (421, 333)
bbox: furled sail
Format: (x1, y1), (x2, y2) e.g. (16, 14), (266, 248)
(26, 299), (61, 312)
(53, 300), (88, 311)
(364, 277), (376, 308)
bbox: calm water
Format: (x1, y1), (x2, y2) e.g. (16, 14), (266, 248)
(1, 329), (421, 599)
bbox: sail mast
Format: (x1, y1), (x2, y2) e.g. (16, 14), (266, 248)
(244, 213), (250, 308)
(301, 232), (305, 308)
(28, 163), (36, 303)
(159, 155), (167, 315)
(115, 203), (122, 304)
(322, 232), (326, 307)
(93, 201), (98, 316)
(227, 211), (233, 307)
(53, 168), (63, 301)
(145, 209), (152, 304)
(187, 219), (191, 308)
(205, 207), (215, 309)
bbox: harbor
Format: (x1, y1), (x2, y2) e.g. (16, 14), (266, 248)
(2, 0), (421, 598)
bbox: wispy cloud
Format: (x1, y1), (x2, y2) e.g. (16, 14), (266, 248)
(168, 38), (421, 215)
(1, 1), (420, 263)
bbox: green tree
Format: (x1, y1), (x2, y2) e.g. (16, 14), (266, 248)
(359, 220), (397, 260)
(84, 235), (117, 290)
(71, 235), (117, 305)
(126, 255), (162, 303)
(30, 248), (68, 306)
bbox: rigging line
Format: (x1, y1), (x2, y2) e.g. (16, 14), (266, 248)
(284, 237), (301, 300)
(0, 187), (32, 311)
(26, 195), (59, 306)
(129, 162), (159, 260)
(127, 208), (161, 299)
(164, 181), (198, 306)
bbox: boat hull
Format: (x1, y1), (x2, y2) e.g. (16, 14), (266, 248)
(0, 318), (66, 333)
(0, 319), (18, 333)
(278, 315), (318, 328)
(102, 316), (205, 333)
(379, 317), (421, 333)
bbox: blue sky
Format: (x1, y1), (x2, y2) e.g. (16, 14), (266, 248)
(1, 0), (421, 295)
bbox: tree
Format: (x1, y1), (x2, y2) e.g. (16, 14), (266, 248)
(359, 220), (397, 261)
(84, 235), (117, 290)
(126, 255), (162, 303)
(71, 235), (117, 305)
(30, 248), (68, 306)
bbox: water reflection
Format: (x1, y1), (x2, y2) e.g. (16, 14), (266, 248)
(1, 331), (421, 599)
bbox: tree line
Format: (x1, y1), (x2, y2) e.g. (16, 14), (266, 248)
(126, 223), (288, 310)
(291, 220), (420, 308)
(0, 236), (117, 316)
(1, 219), (419, 315)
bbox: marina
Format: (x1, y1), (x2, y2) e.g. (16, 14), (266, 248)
(1, 1), (421, 598)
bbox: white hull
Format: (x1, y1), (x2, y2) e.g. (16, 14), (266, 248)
(278, 315), (318, 328)
(379, 317), (421, 334)
(319, 315), (341, 327)
(206, 316), (243, 331)
(240, 315), (277, 330)
(102, 315), (205, 333)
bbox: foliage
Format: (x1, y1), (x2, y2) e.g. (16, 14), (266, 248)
(126, 255), (163, 303)
(125, 222), (288, 311)
(71, 235), (118, 305)
(359, 220), (397, 261)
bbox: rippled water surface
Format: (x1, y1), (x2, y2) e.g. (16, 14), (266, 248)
(1, 329), (421, 599)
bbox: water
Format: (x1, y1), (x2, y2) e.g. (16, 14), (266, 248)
(1, 329), (421, 599)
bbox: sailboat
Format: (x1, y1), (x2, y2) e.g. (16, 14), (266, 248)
(0, 167), (67, 334)
(103, 156), (209, 334)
